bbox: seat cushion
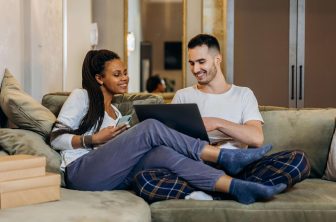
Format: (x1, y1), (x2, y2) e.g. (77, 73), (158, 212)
(150, 179), (336, 222)
(0, 188), (151, 222)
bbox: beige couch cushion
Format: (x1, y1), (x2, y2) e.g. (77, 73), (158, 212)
(151, 179), (336, 222)
(261, 109), (336, 178)
(0, 188), (151, 222)
(0, 69), (56, 137)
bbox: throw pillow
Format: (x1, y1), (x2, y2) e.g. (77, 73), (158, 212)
(0, 106), (7, 128)
(0, 128), (61, 174)
(0, 69), (56, 137)
(323, 125), (336, 181)
(0, 70), (7, 127)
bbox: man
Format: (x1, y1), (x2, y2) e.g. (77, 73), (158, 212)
(134, 34), (310, 203)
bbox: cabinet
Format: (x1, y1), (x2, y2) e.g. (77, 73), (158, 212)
(231, 0), (336, 108)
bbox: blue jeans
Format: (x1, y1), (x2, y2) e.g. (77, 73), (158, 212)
(65, 119), (224, 191)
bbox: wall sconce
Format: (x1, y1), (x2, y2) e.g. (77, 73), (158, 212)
(127, 32), (135, 53)
(90, 23), (98, 49)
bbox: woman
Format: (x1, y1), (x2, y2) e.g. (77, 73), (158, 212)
(50, 49), (286, 204)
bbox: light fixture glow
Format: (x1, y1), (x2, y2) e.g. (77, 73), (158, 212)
(127, 32), (135, 52)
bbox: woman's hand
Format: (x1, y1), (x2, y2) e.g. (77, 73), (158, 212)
(92, 125), (128, 145)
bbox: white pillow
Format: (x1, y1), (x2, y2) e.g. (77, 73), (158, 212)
(324, 127), (336, 181)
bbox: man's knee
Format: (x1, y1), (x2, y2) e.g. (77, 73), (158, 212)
(292, 150), (311, 177)
(133, 169), (192, 203)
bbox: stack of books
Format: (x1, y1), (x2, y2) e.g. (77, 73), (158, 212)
(0, 155), (60, 209)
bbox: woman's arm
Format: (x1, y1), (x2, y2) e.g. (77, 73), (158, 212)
(70, 124), (128, 148)
(51, 89), (89, 150)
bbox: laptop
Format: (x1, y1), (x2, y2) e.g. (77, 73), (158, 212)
(133, 103), (210, 142)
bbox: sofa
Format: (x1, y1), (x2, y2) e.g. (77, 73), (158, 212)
(1, 70), (336, 222)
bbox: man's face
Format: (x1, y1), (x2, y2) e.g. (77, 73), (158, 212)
(188, 45), (219, 85)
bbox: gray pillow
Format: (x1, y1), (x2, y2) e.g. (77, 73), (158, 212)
(0, 128), (61, 174)
(0, 69), (56, 137)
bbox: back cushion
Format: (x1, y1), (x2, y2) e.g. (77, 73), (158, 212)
(261, 109), (336, 178)
(0, 69), (56, 137)
(42, 92), (164, 126)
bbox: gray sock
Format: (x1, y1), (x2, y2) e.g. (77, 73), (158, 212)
(217, 144), (272, 175)
(229, 179), (287, 204)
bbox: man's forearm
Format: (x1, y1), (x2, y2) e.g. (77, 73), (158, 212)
(216, 119), (264, 148)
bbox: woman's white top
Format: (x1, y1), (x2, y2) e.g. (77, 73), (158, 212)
(50, 89), (122, 171)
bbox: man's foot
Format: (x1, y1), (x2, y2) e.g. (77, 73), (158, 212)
(217, 144), (272, 175)
(229, 179), (287, 204)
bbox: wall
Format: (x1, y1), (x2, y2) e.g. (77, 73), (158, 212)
(92, 0), (125, 59)
(65, 0), (92, 91)
(0, 0), (24, 86)
(30, 0), (63, 99)
(0, 0), (63, 101)
(127, 0), (141, 92)
(185, 0), (202, 87)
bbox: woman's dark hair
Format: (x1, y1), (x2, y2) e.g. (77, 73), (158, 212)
(50, 50), (120, 142)
(187, 34), (220, 52)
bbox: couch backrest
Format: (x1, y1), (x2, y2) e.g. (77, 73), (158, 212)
(42, 94), (336, 178)
(261, 108), (336, 178)
(41, 92), (164, 126)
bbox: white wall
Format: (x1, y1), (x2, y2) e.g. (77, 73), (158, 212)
(128, 0), (141, 92)
(92, 0), (124, 59)
(0, 0), (25, 87)
(0, 0), (63, 101)
(186, 0), (202, 87)
(30, 0), (63, 100)
(65, 0), (92, 91)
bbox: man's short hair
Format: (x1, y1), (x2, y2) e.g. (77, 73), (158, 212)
(146, 75), (162, 92)
(187, 34), (220, 52)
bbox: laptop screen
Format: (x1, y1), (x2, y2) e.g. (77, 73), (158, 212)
(133, 104), (210, 142)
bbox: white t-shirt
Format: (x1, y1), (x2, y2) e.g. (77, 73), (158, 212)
(172, 84), (263, 149)
(51, 88), (122, 170)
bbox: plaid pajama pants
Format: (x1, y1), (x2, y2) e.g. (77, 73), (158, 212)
(133, 150), (311, 203)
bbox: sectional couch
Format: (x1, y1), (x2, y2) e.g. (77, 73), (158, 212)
(1, 70), (336, 222)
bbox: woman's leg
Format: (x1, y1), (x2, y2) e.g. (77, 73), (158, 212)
(237, 150), (311, 187)
(65, 119), (208, 190)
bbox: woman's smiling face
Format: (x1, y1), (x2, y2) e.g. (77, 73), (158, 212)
(97, 59), (129, 94)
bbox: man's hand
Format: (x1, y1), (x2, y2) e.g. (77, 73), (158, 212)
(202, 117), (220, 131)
(203, 117), (264, 148)
(92, 125), (128, 145)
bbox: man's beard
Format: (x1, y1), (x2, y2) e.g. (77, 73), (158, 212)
(197, 64), (217, 85)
